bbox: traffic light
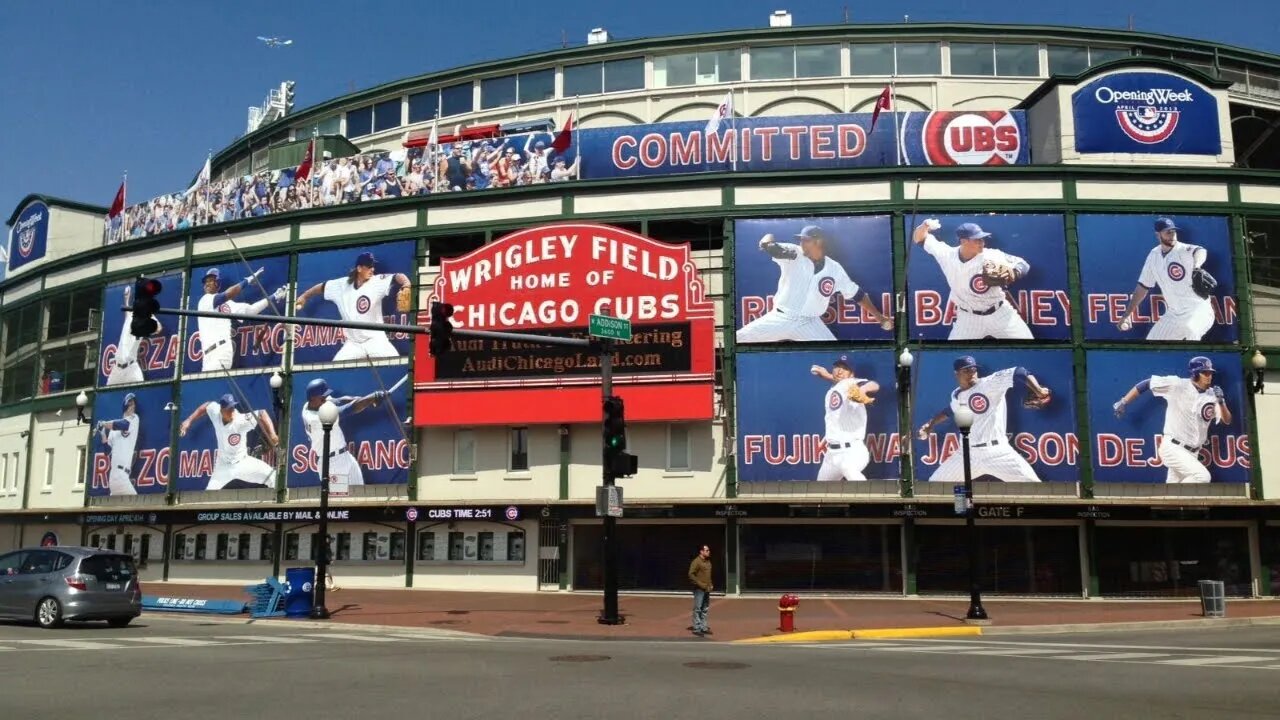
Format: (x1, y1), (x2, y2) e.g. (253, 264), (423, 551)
(130, 277), (162, 338)
(602, 395), (638, 477)
(429, 301), (454, 356)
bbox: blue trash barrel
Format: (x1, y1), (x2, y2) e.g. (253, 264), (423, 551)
(284, 567), (316, 618)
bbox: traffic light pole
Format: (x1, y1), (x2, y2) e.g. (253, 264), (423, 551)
(598, 339), (622, 626)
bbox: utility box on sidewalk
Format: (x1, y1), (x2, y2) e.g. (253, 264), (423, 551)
(1198, 579), (1226, 618)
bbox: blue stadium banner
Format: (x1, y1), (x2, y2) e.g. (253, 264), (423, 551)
(1072, 71), (1222, 155)
(1077, 214), (1238, 343)
(907, 214), (1069, 342)
(287, 366), (411, 489)
(87, 385), (173, 497)
(1087, 350), (1249, 485)
(734, 216), (894, 344)
(175, 374), (281, 493)
(184, 255), (290, 374)
(98, 271), (185, 387)
(579, 110), (1028, 179)
(911, 349), (1079, 484)
(736, 350), (900, 482)
(293, 239), (415, 366)
(8, 200), (49, 271)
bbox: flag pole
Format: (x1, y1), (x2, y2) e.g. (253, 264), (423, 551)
(731, 86), (738, 173)
(575, 95), (582, 181)
(121, 171), (129, 242)
(891, 76), (901, 166)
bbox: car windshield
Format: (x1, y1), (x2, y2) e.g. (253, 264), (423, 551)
(79, 554), (136, 582)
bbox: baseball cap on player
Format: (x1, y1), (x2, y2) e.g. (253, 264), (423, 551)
(955, 223), (992, 241)
(122, 393), (137, 411)
(833, 355), (851, 370)
(1154, 218), (1179, 232)
(217, 393), (239, 410)
(355, 252), (376, 268)
(954, 355), (978, 372)
(306, 378), (333, 400)
(1188, 356), (1216, 376)
(203, 268), (221, 281)
(794, 225), (827, 242)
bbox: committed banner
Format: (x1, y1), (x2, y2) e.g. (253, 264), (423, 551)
(1072, 71), (1222, 155)
(185, 256), (290, 374)
(910, 349), (1079, 484)
(87, 386), (173, 497)
(293, 239), (415, 366)
(737, 350), (900, 482)
(734, 216), (894, 344)
(1086, 350), (1249, 484)
(8, 200), (49, 271)
(414, 222), (715, 425)
(98, 272), (185, 387)
(287, 366), (411, 489)
(175, 374), (280, 493)
(1077, 214), (1238, 343)
(907, 214), (1069, 342)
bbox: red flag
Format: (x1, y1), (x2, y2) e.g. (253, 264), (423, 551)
(551, 114), (574, 153)
(108, 180), (126, 218)
(295, 139), (315, 182)
(869, 86), (893, 133)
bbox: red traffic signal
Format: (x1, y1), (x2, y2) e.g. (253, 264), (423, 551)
(130, 277), (163, 338)
(429, 301), (455, 357)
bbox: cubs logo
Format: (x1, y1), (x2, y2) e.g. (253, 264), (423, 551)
(504, 506), (520, 520)
(229, 434), (242, 446)
(969, 274), (991, 294)
(921, 111), (1022, 166)
(219, 302), (232, 313)
(967, 393), (990, 414)
(1200, 404), (1216, 422)
(356, 296), (372, 313)
(827, 390), (843, 410)
(818, 277), (836, 297)
(1167, 263), (1186, 281)
(18, 228), (35, 257)
(1115, 106), (1179, 145)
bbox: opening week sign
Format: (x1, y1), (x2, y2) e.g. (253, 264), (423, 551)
(414, 223), (715, 425)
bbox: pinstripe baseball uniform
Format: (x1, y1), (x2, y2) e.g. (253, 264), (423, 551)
(1148, 375), (1219, 483)
(816, 377), (872, 482)
(102, 416), (139, 496)
(922, 234), (1033, 341)
(1136, 243), (1214, 341)
(105, 312), (145, 386)
(203, 402), (276, 490)
(737, 243), (864, 343)
(926, 368), (1041, 483)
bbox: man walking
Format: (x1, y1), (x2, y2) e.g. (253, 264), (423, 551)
(688, 544), (713, 637)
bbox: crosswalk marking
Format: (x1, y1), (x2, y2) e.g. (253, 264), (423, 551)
(873, 644), (980, 653)
(216, 635), (319, 644)
(1054, 652), (1172, 661)
(115, 637), (227, 647)
(0, 630), (492, 653)
(298, 633), (408, 643)
(962, 648), (1071, 656)
(1159, 656), (1276, 666)
(18, 639), (128, 650)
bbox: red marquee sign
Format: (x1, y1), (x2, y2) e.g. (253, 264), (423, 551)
(414, 223), (715, 425)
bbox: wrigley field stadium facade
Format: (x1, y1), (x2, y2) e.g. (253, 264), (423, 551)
(5, 16), (1280, 600)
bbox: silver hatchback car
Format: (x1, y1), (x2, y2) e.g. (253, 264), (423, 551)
(0, 546), (142, 628)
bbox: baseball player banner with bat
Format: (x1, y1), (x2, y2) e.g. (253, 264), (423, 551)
(1077, 214), (1239, 343)
(907, 214), (1070, 342)
(183, 255), (290, 374)
(911, 349), (1078, 484)
(87, 386), (173, 497)
(175, 374), (281, 493)
(1089, 350), (1249, 484)
(97, 271), (185, 387)
(736, 350), (900, 482)
(293, 239), (415, 366)
(735, 216), (895, 344)
(287, 366), (411, 489)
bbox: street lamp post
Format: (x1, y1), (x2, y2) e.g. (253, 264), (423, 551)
(952, 405), (989, 624)
(311, 399), (339, 620)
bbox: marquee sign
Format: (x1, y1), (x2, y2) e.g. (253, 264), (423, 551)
(414, 223), (715, 425)
(1072, 71), (1222, 155)
(8, 200), (49, 271)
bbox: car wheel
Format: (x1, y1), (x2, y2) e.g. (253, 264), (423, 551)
(107, 617), (133, 628)
(36, 597), (64, 629)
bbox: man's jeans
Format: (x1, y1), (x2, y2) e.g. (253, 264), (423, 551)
(692, 588), (710, 632)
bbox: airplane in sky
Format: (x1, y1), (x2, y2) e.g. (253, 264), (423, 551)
(257, 36), (294, 48)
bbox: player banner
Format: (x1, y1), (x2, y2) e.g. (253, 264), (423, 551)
(734, 216), (894, 344)
(184, 255), (290, 374)
(1087, 350), (1249, 484)
(1072, 71), (1222, 156)
(87, 385), (173, 497)
(736, 350), (900, 482)
(293, 239), (415, 366)
(97, 271), (185, 387)
(907, 214), (1069, 342)
(1077, 214), (1238, 343)
(175, 374), (281, 493)
(911, 349), (1078, 484)
(8, 199), (49, 272)
(287, 366), (411, 489)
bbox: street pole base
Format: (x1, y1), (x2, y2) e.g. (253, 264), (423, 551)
(962, 617), (992, 626)
(310, 606), (331, 620)
(597, 614), (626, 626)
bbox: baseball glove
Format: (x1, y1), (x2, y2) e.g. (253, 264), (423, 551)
(1024, 387), (1052, 410)
(396, 285), (413, 312)
(1191, 267), (1217, 299)
(846, 383), (875, 405)
(981, 260), (1017, 287)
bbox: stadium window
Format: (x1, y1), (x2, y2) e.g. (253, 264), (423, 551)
(481, 74), (517, 109)
(654, 53), (696, 86)
(1, 358), (37, 403)
(667, 424), (691, 471)
(1047, 45), (1089, 75)
(509, 427), (529, 472)
(795, 44), (840, 78)
(372, 98), (402, 133)
(44, 285), (102, 341)
(1088, 46), (1132, 65)
(603, 57), (644, 92)
(562, 62), (603, 96)
(440, 81), (474, 116)
(994, 43), (1040, 77)
(453, 429), (475, 475)
(896, 42), (942, 75)
(75, 446), (86, 488)
(346, 105), (373, 137)
(949, 42), (995, 76)
(407, 90), (440, 123)
(518, 68), (555, 104)
(850, 43), (895, 75)
(40, 342), (95, 394)
(654, 49), (740, 87)
(315, 115), (341, 135)
(750, 45), (794, 79)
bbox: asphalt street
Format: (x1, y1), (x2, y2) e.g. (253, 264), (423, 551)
(0, 616), (1276, 719)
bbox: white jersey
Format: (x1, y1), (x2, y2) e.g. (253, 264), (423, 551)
(1137, 242), (1210, 317)
(204, 402), (257, 464)
(196, 292), (261, 349)
(324, 274), (393, 343)
(924, 236), (1025, 312)
(767, 243), (862, 318)
(301, 406), (349, 457)
(1149, 375), (1220, 447)
(107, 415), (140, 469)
(824, 378), (870, 443)
(114, 313), (141, 367)
(949, 368), (1017, 445)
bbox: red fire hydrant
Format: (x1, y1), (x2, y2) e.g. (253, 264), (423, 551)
(778, 593), (800, 633)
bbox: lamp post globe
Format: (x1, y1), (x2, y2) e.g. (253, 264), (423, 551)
(269, 371), (284, 390)
(75, 391), (89, 409)
(898, 348), (914, 368)
(953, 404), (975, 430)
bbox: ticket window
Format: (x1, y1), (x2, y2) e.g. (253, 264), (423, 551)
(336, 533), (352, 561)
(106, 534), (117, 551)
(259, 533), (275, 561)
(216, 533), (229, 560)
(139, 534), (152, 564)
(172, 534), (186, 560)
(448, 532), (465, 561)
(478, 532), (494, 561)
(123, 533), (134, 556)
(285, 533), (300, 560)
(362, 532), (378, 561)
(90, 533), (101, 549)
(376, 533), (390, 560)
(390, 532), (406, 561)
(418, 532), (436, 561)
(507, 532), (525, 562)
(195, 534), (208, 560)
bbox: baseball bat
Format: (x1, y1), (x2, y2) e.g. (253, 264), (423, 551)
(386, 373), (409, 396)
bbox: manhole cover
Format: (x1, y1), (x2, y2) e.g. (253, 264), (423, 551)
(537, 620), (570, 624)
(550, 655), (611, 663)
(683, 661), (750, 670)
(445, 610), (471, 616)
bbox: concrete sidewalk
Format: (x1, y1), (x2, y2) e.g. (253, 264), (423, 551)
(142, 582), (1280, 642)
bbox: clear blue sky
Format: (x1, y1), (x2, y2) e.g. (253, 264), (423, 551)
(2, 0), (1277, 220)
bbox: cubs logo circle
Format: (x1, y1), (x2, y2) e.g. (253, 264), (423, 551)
(1167, 263), (1186, 281)
(356, 296), (372, 313)
(504, 506), (520, 520)
(219, 302), (232, 313)
(302, 581), (313, 593)
(818, 277), (836, 297)
(968, 393), (990, 414)
(1200, 404), (1216, 422)
(18, 228), (35, 257)
(827, 390), (843, 410)
(921, 111), (1022, 166)
(1116, 106), (1179, 145)
(405, 507), (419, 522)
(969, 274), (990, 294)
(228, 434), (241, 446)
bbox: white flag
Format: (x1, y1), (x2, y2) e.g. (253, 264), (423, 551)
(185, 155), (211, 196)
(427, 119), (438, 148)
(705, 91), (734, 136)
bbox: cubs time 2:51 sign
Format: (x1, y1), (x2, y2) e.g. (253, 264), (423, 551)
(1072, 71), (1222, 155)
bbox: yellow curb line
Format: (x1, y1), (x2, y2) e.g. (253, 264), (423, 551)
(735, 626), (982, 644)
